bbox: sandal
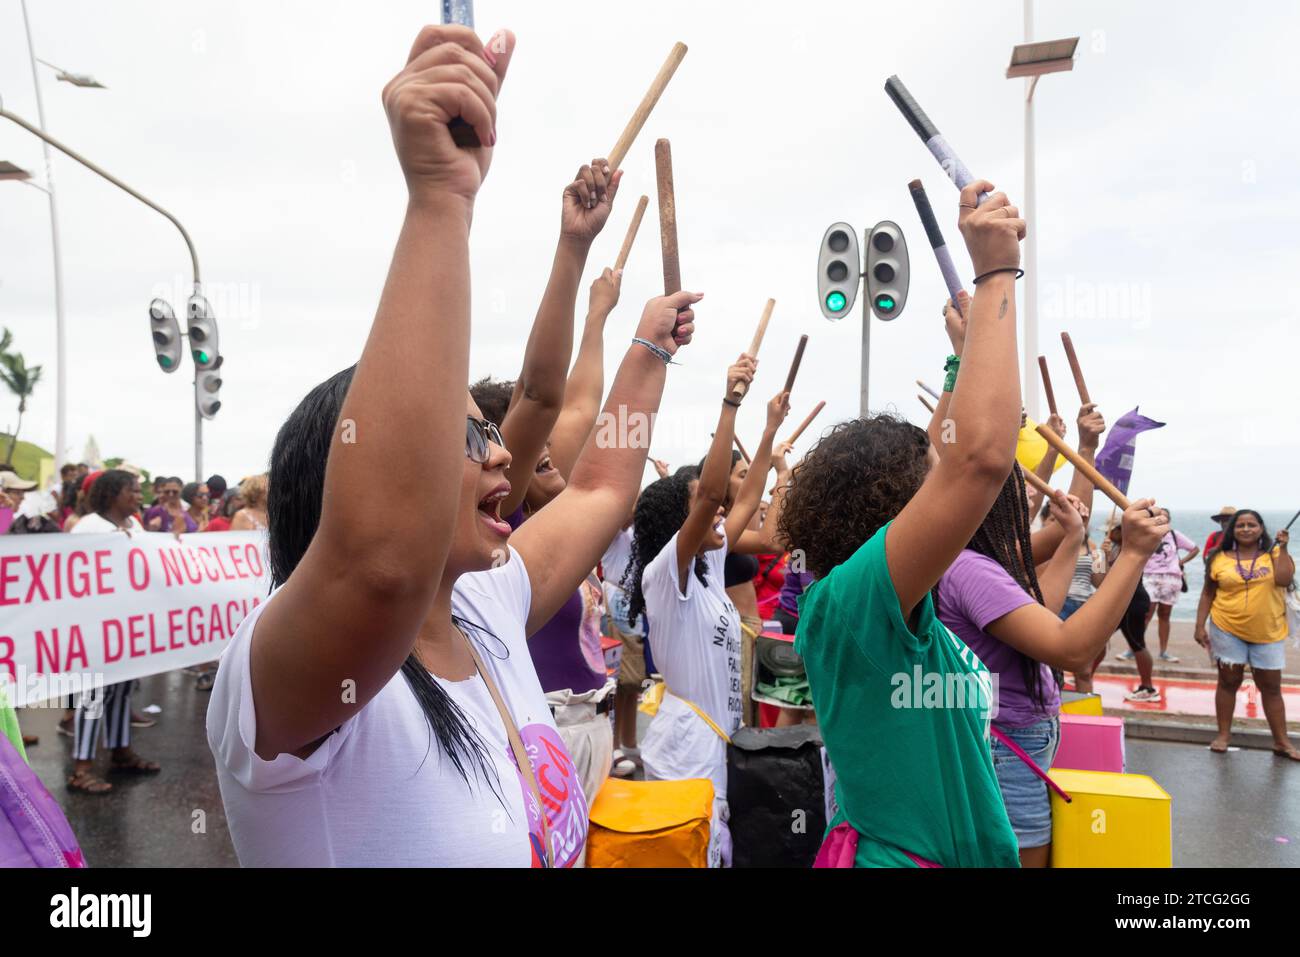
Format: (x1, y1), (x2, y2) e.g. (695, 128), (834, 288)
(22, 734), (38, 748)
(130, 711), (157, 729)
(67, 771), (113, 795)
(1273, 745), (1300, 761)
(109, 750), (161, 775)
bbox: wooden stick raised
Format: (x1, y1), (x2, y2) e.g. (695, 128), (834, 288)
(783, 335), (809, 395)
(1035, 423), (1130, 509)
(916, 379), (940, 401)
(613, 195), (649, 272)
(1020, 464), (1053, 498)
(784, 400), (826, 445)
(655, 139), (680, 295)
(732, 434), (751, 464)
(608, 43), (688, 171)
(917, 393), (936, 414)
(1060, 333), (1091, 405)
(733, 298), (775, 398)
(1037, 355), (1058, 416)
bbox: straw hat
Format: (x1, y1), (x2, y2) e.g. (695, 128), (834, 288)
(1210, 505), (1236, 521)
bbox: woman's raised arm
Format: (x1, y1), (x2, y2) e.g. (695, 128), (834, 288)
(249, 27), (513, 760)
(887, 180), (1026, 618)
(512, 291), (699, 633)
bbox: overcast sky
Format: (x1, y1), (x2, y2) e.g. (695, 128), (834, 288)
(2, 0), (1297, 508)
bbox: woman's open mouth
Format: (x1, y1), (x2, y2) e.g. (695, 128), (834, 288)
(477, 484), (512, 538)
(535, 454), (555, 475)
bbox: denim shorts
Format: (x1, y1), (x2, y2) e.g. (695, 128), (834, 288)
(1207, 619), (1287, 670)
(991, 716), (1060, 850)
(1059, 597), (1084, 621)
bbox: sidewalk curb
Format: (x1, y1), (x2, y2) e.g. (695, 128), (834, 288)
(1095, 661), (1300, 684)
(1122, 718), (1282, 751)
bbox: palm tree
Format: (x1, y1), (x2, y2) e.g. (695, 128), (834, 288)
(0, 329), (44, 467)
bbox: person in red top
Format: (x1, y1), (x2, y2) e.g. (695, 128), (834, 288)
(1205, 505), (1235, 554)
(754, 551), (787, 621)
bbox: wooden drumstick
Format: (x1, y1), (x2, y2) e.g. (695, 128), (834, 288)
(784, 400), (826, 445)
(1060, 333), (1091, 405)
(1037, 356), (1058, 416)
(783, 335), (809, 395)
(733, 434), (751, 464)
(655, 139), (680, 295)
(1021, 465), (1053, 498)
(916, 379), (940, 401)
(1035, 423), (1130, 509)
(917, 393), (936, 414)
(733, 299), (776, 399)
(608, 43), (688, 171)
(613, 195), (649, 272)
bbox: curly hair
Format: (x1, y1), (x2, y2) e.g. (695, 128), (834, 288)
(622, 474), (708, 622)
(777, 414), (932, 579)
(469, 376), (515, 429)
(87, 469), (136, 516)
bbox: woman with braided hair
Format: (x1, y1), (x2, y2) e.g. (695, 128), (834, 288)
(935, 461), (1166, 866)
(622, 355), (789, 867)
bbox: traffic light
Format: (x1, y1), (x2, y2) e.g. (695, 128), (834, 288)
(817, 222), (861, 320)
(864, 220), (909, 321)
(196, 355), (223, 420)
(148, 298), (182, 373)
(186, 291), (220, 370)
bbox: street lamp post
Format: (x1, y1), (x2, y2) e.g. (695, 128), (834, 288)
(1007, 5), (1078, 421)
(0, 108), (205, 477)
(16, 0), (81, 475)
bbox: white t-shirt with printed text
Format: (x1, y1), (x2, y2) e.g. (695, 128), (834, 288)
(206, 546), (587, 867)
(639, 529), (742, 791)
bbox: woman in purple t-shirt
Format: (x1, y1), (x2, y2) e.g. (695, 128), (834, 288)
(935, 469), (1166, 867)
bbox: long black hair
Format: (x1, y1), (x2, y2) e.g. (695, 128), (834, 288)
(963, 464), (1052, 712)
(622, 474), (708, 621)
(268, 365), (502, 798)
(1207, 509), (1272, 564)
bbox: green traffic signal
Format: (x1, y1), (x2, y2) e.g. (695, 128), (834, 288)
(875, 294), (896, 313)
(157, 355), (174, 369)
(193, 349), (210, 365)
(826, 291), (847, 313)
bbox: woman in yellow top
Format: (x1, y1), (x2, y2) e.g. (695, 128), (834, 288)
(1194, 509), (1297, 758)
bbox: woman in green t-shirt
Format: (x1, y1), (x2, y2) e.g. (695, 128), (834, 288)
(778, 179), (1033, 867)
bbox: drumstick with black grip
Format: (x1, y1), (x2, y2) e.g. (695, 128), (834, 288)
(908, 178), (966, 315)
(886, 76), (988, 205)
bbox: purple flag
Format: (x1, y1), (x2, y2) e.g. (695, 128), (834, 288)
(1095, 407), (1165, 495)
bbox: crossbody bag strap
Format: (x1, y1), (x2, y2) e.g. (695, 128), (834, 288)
(664, 686), (732, 744)
(462, 632), (555, 868)
(989, 725), (1072, 803)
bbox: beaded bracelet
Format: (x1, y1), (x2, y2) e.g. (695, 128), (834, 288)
(944, 355), (960, 393)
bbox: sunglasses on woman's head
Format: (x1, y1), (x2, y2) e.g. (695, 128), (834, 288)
(466, 416), (505, 464)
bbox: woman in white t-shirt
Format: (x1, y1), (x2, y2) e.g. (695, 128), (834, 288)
(67, 469), (158, 794)
(206, 27), (699, 867)
(621, 357), (789, 866)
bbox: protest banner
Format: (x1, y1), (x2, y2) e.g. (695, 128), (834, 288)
(0, 531), (270, 707)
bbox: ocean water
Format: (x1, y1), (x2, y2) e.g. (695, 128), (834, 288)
(1083, 508), (1298, 623)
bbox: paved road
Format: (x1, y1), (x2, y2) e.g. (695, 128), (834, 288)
(14, 672), (1299, 868)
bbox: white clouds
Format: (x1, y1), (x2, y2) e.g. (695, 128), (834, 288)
(0, 0), (1297, 506)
